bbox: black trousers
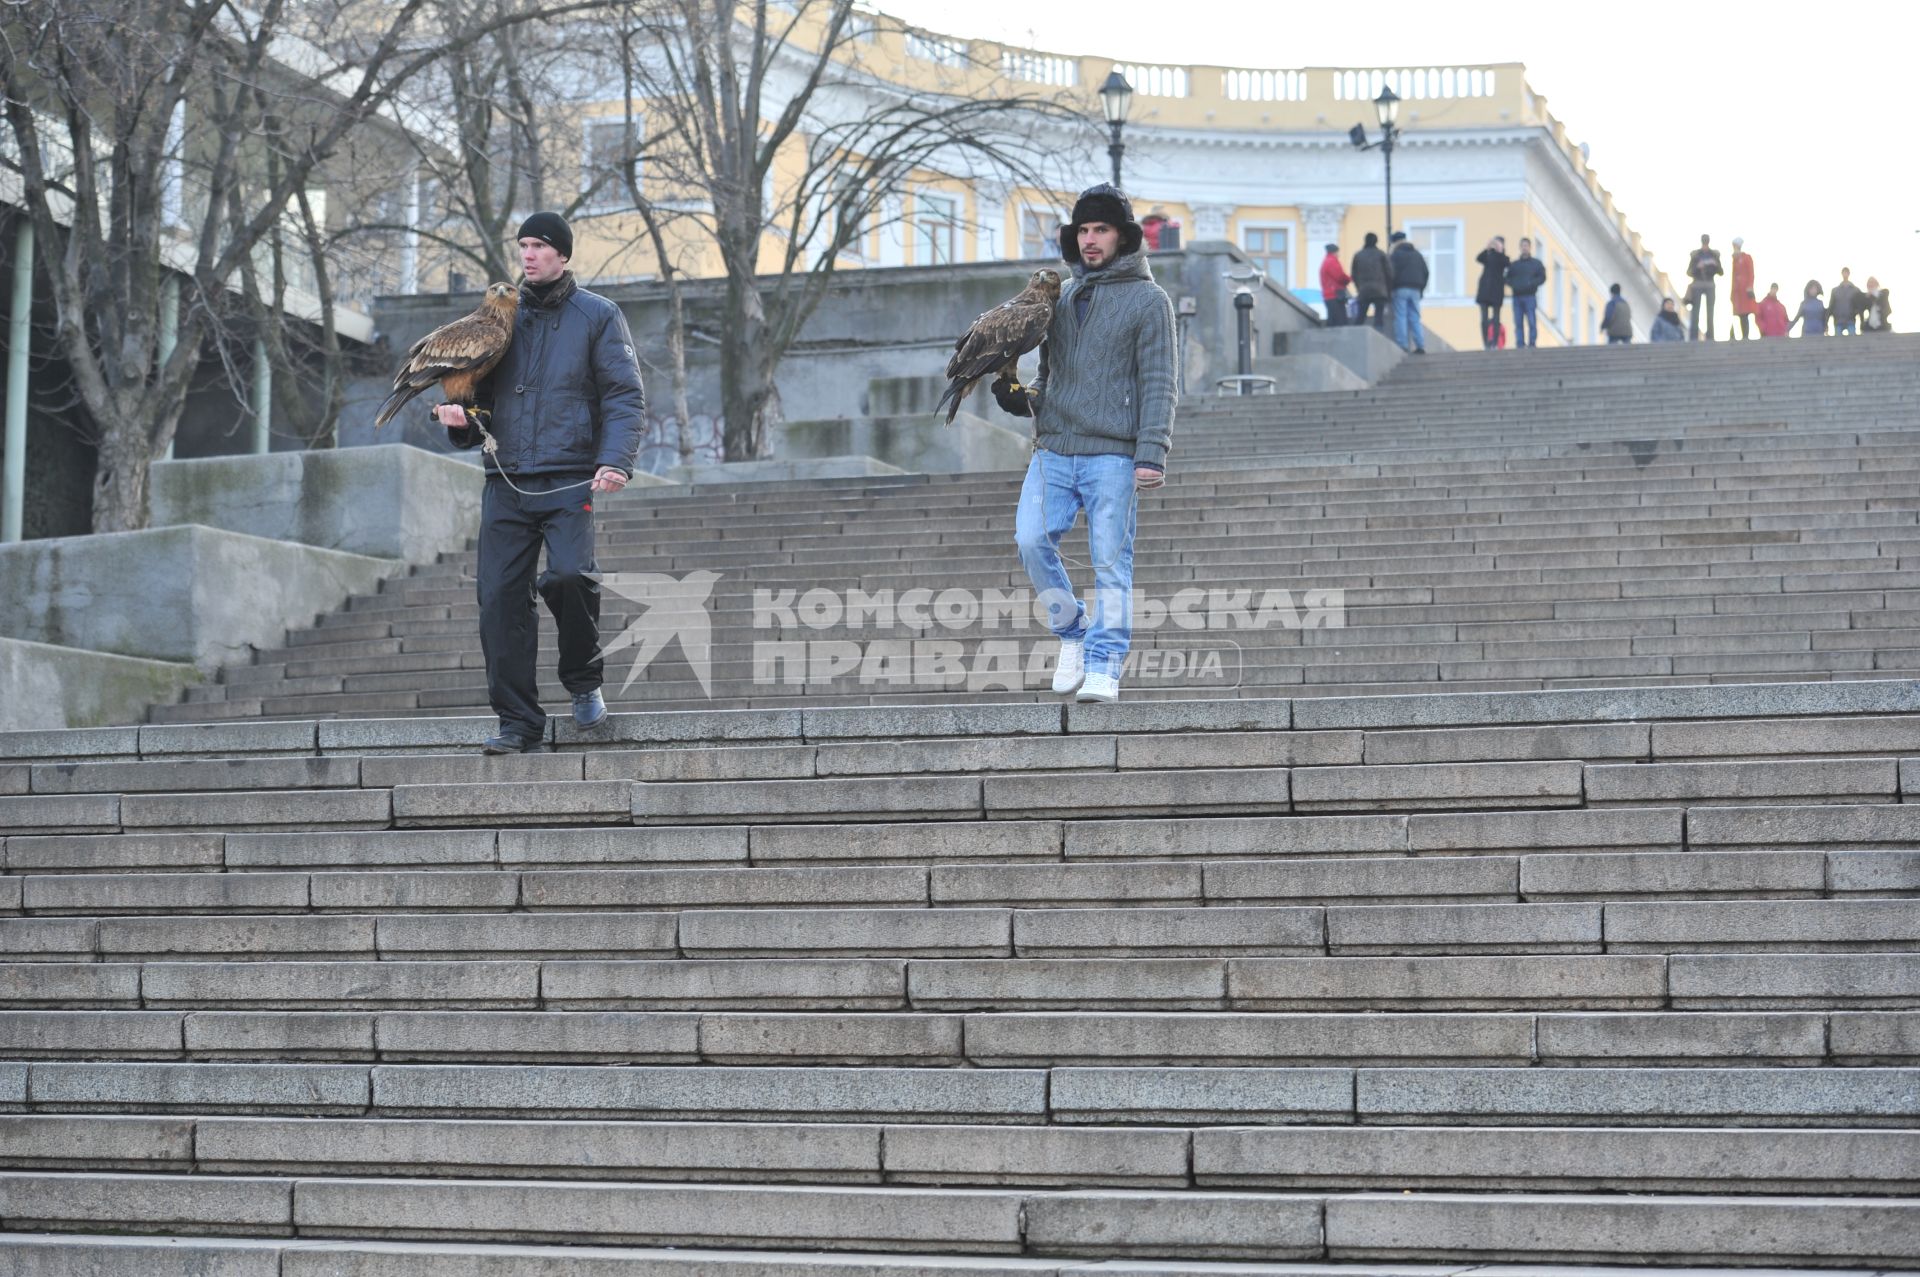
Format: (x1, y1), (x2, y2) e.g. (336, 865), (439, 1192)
(477, 474), (603, 737)
(1356, 296), (1390, 329)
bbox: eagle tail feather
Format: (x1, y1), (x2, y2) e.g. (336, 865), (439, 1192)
(373, 385), (419, 430)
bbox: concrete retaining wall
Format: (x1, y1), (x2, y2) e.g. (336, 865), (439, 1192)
(0, 637), (202, 731)
(0, 525), (396, 671)
(150, 445), (486, 563)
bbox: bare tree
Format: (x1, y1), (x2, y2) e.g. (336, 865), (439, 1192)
(0, 0), (590, 531)
(610, 0), (1087, 461)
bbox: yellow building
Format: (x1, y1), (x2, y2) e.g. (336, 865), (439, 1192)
(492, 13), (1677, 349)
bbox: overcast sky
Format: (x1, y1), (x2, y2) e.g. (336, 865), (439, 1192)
(881, 0), (1918, 307)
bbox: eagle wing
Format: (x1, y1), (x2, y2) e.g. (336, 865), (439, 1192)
(374, 308), (514, 428)
(934, 288), (1054, 424)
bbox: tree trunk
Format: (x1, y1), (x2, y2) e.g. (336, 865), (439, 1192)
(666, 304), (694, 464)
(90, 401), (159, 533)
(719, 267), (777, 461)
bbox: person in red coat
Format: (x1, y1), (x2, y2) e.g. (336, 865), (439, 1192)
(1730, 237), (1758, 339)
(1756, 282), (1791, 338)
(1319, 242), (1352, 327)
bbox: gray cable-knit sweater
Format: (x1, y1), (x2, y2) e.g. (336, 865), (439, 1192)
(1029, 251), (1177, 471)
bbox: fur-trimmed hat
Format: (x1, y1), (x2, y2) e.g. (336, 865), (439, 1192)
(1058, 183), (1144, 264)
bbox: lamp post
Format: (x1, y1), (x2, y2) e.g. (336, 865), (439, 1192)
(1374, 86), (1399, 242)
(1099, 70), (1133, 189)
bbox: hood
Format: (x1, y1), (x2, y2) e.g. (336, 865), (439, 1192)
(1070, 250), (1153, 286)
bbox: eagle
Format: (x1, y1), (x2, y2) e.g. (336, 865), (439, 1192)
(934, 268), (1060, 424)
(373, 281), (519, 429)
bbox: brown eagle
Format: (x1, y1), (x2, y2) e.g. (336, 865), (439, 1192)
(934, 268), (1061, 424)
(373, 281), (519, 429)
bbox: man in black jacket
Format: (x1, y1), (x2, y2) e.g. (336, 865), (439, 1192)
(1349, 232), (1392, 331)
(1685, 234), (1724, 341)
(1505, 239), (1547, 348)
(1387, 231), (1429, 354)
(437, 211), (647, 753)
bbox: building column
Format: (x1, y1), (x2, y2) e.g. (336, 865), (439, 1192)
(3, 219), (31, 544)
(159, 275), (179, 461)
(251, 336), (271, 454)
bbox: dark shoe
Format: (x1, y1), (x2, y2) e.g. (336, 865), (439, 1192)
(1413, 347), (1427, 354)
(482, 732), (541, 755)
(572, 688), (608, 728)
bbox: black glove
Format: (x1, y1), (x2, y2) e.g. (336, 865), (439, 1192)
(990, 372), (1035, 418)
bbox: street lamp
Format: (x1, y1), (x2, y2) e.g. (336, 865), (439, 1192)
(1348, 85), (1402, 243)
(1099, 69), (1133, 189)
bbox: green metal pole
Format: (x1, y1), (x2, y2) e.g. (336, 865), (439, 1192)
(3, 220), (32, 543)
(159, 275), (179, 460)
(251, 335), (270, 454)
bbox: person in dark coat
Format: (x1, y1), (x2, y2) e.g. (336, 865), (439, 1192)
(1387, 231), (1429, 353)
(1349, 232), (1392, 331)
(439, 211), (647, 753)
(1474, 236), (1510, 349)
(1685, 234), (1724, 340)
(1830, 268), (1864, 335)
(1505, 238), (1547, 348)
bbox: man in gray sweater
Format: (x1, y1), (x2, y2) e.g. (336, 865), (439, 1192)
(994, 184), (1176, 704)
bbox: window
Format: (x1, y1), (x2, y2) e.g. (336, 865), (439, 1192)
(915, 192), (957, 265)
(1586, 304), (1597, 346)
(1570, 282), (1581, 340)
(1404, 221), (1462, 297)
(1019, 207), (1057, 260)
(1553, 259), (1565, 320)
(581, 117), (641, 212)
(1240, 224), (1292, 288)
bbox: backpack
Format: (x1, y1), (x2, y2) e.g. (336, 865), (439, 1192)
(1606, 299), (1633, 338)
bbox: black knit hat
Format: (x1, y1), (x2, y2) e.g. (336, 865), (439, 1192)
(1058, 183), (1144, 264)
(517, 211), (573, 260)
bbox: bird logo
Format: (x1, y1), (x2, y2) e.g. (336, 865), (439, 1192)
(599, 570), (723, 698)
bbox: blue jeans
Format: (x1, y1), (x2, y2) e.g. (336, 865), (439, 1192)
(1015, 450), (1137, 679)
(1391, 288), (1424, 351)
(1512, 295), (1539, 347)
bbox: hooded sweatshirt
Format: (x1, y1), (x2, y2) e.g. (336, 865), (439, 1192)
(1029, 250), (1177, 471)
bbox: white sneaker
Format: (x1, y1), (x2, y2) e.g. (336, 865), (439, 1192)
(1076, 671), (1120, 703)
(1050, 638), (1085, 694)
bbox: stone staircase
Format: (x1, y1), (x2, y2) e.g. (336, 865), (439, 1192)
(147, 336), (1920, 721)
(2, 338), (1918, 1274)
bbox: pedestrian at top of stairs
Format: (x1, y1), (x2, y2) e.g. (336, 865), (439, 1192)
(1475, 237), (1510, 349)
(438, 210), (645, 753)
(1730, 238), (1758, 340)
(1789, 280), (1828, 337)
(1388, 232), (1429, 355)
(1686, 234), (1724, 341)
(1603, 284), (1633, 344)
(995, 182), (1175, 707)
(1831, 268), (1864, 335)
(1650, 297), (1687, 342)
(1756, 283), (1792, 338)
(1319, 243), (1352, 327)
(1861, 277), (1894, 333)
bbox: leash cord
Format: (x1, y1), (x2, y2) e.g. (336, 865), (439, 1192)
(469, 414), (599, 497)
